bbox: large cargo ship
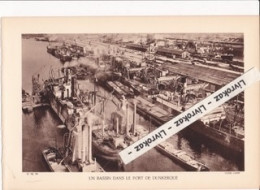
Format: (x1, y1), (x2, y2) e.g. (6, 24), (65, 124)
(41, 68), (150, 170)
(132, 94), (244, 154)
(47, 42), (87, 62)
(41, 68), (105, 172)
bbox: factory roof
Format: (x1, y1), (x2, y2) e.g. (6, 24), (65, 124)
(164, 63), (241, 86)
(157, 48), (184, 55)
(126, 44), (148, 51)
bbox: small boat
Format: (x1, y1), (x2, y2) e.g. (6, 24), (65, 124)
(221, 54), (234, 62)
(155, 141), (209, 171)
(22, 102), (33, 113)
(35, 37), (48, 41)
(217, 62), (230, 68)
(42, 147), (71, 172)
(47, 45), (57, 55)
(42, 146), (105, 172)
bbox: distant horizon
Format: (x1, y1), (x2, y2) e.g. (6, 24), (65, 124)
(22, 33), (244, 41)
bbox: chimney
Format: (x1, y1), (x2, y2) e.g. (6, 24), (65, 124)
(126, 103), (129, 136)
(116, 117), (119, 137)
(88, 123), (93, 163)
(102, 100), (105, 139)
(71, 77), (75, 97)
(81, 125), (86, 163)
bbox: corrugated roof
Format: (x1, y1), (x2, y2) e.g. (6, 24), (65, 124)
(164, 63), (240, 86)
(157, 48), (184, 55)
(126, 44), (148, 51)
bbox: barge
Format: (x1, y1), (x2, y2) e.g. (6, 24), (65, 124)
(155, 141), (209, 171)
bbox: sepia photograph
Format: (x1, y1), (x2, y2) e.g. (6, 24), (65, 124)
(2, 14), (259, 190)
(22, 33), (245, 172)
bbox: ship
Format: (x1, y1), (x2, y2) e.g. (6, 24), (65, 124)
(42, 147), (70, 172)
(92, 93), (209, 171)
(41, 68), (147, 168)
(22, 89), (33, 113)
(221, 53), (234, 62)
(47, 41), (87, 62)
(107, 47), (244, 154)
(47, 44), (72, 62)
(39, 67), (150, 171)
(92, 97), (149, 166)
(38, 67), (105, 172)
(155, 141), (209, 171)
(42, 131), (104, 172)
(42, 116), (105, 172)
(35, 36), (49, 41)
(124, 75), (244, 154)
(47, 45), (57, 55)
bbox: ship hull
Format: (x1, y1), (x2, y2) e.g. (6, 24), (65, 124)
(92, 141), (121, 163)
(189, 120), (244, 154)
(46, 93), (122, 164)
(42, 148), (70, 172)
(42, 148), (105, 172)
(48, 95), (67, 123)
(155, 145), (209, 171)
(135, 99), (244, 154)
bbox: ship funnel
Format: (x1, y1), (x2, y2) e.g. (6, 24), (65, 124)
(81, 125), (86, 163)
(126, 102), (129, 136)
(116, 117), (119, 136)
(88, 123), (93, 163)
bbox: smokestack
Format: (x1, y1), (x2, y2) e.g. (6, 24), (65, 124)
(102, 101), (105, 139)
(71, 77), (74, 97)
(116, 117), (119, 137)
(88, 123), (93, 163)
(81, 125), (86, 163)
(72, 130), (79, 163)
(126, 103), (129, 136)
